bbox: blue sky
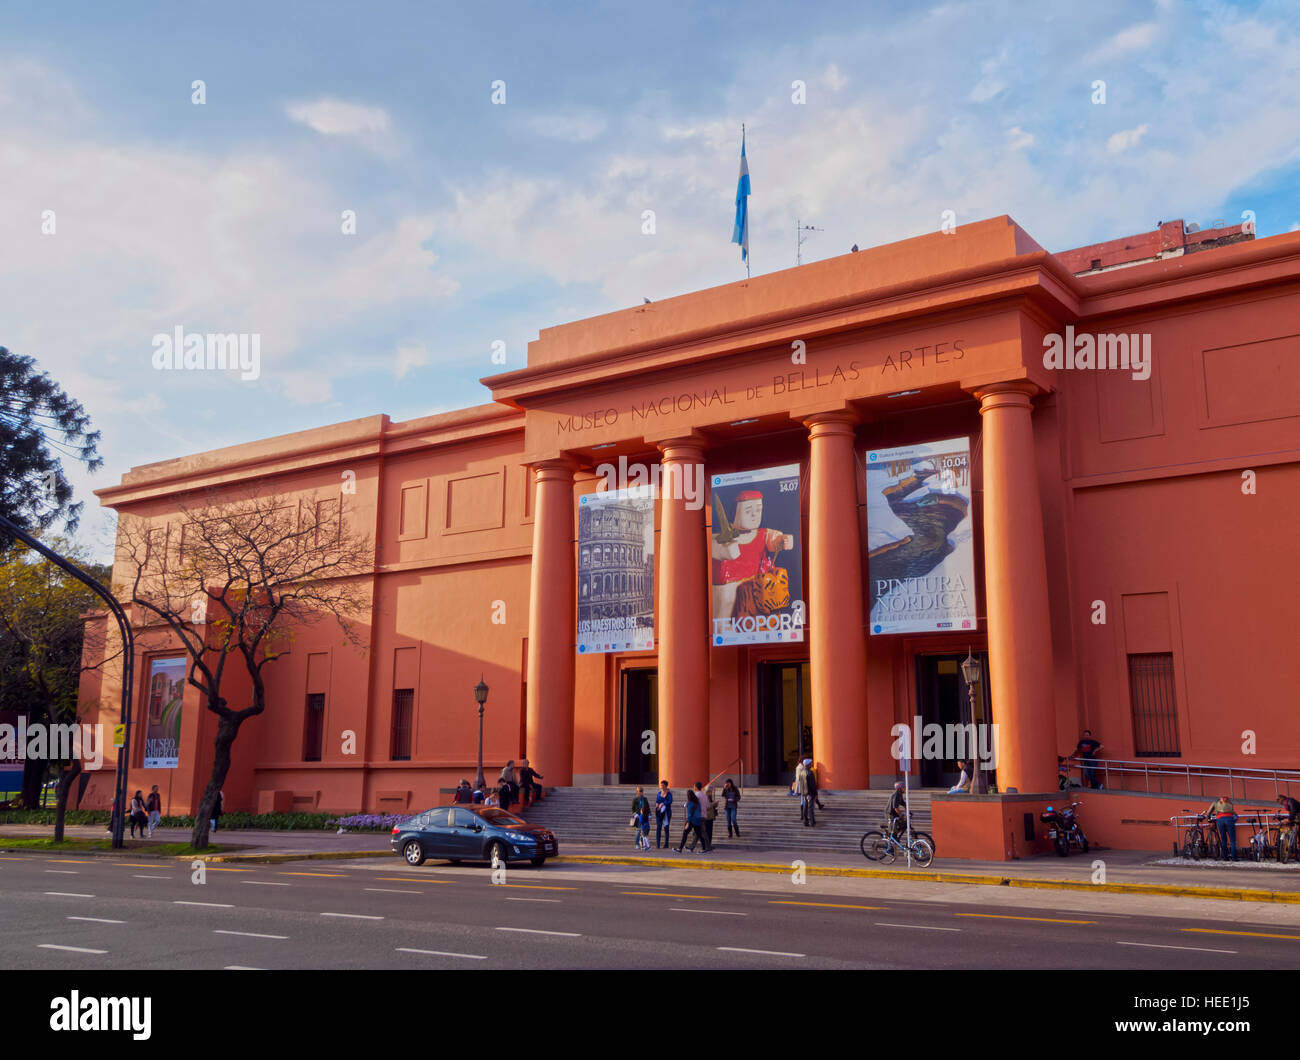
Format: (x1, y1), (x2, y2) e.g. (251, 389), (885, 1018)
(2, 0), (1298, 557)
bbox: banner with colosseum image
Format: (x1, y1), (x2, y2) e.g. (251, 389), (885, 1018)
(709, 463), (804, 646)
(865, 437), (977, 635)
(143, 655), (186, 768)
(576, 486), (656, 655)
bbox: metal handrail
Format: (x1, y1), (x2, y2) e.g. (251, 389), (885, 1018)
(705, 757), (744, 794)
(1063, 755), (1300, 800)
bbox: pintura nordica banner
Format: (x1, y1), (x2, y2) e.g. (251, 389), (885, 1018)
(865, 438), (976, 635)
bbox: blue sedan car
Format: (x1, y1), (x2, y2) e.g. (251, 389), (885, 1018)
(392, 805), (558, 867)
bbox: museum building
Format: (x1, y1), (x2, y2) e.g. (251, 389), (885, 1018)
(78, 215), (1300, 855)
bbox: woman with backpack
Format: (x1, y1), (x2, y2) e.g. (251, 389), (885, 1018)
(128, 791), (149, 838)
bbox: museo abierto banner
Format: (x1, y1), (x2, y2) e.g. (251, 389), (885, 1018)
(143, 656), (186, 768)
(865, 437), (976, 635)
(709, 463), (805, 646)
(576, 486), (655, 655)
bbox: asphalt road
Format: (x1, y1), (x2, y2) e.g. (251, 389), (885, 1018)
(3, 852), (1299, 969)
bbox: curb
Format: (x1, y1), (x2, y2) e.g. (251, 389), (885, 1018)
(549, 853), (1300, 904)
(190, 850), (390, 864)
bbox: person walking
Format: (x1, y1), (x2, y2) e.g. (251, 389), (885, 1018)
(701, 783), (718, 848)
(471, 779), (485, 804)
(1074, 730), (1103, 789)
(722, 779), (741, 837)
(802, 759), (818, 827)
(128, 790), (148, 838)
(498, 761), (518, 811)
(145, 785), (162, 837)
(1205, 794), (1239, 861)
(655, 780), (673, 849)
(519, 759), (544, 808)
(631, 786), (651, 850)
(674, 787), (709, 853)
(794, 759), (810, 825)
(209, 789), (224, 833)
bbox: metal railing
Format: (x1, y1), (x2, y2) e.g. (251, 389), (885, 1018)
(1169, 810), (1290, 856)
(1063, 756), (1300, 801)
(705, 757), (744, 794)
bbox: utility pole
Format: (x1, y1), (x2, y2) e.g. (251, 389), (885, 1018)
(796, 219), (823, 265)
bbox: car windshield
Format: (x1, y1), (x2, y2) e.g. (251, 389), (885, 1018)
(476, 808), (526, 827)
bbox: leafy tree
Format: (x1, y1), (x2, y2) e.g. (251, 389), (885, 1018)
(0, 539), (116, 839)
(118, 488), (371, 849)
(0, 347), (103, 548)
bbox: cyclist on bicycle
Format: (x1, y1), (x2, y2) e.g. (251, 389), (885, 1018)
(888, 781), (908, 839)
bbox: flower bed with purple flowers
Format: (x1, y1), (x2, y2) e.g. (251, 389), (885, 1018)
(329, 813), (414, 831)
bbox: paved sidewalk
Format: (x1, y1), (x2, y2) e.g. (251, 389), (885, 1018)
(5, 821), (1300, 902)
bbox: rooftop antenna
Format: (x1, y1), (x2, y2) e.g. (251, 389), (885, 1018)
(796, 218), (823, 266)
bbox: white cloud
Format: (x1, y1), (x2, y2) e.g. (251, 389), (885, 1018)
(395, 342), (429, 379)
(529, 111), (607, 142)
(969, 52), (1007, 102)
(1006, 126), (1035, 150)
(1083, 21), (1158, 64)
(1106, 123), (1150, 153)
(287, 97), (391, 137)
(822, 64), (848, 92)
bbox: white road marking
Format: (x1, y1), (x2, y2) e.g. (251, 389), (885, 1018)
(39, 944), (107, 954)
(717, 946), (804, 957)
(365, 888), (424, 895)
(397, 947), (487, 960)
(133, 875), (173, 880)
(874, 923), (962, 932)
(1116, 941), (1237, 955)
(174, 901), (235, 908)
(45, 870), (78, 874)
(43, 892), (94, 898)
(495, 927), (580, 937)
(321, 912), (384, 920)
(671, 907), (746, 916)
(214, 930), (288, 940)
(67, 916), (125, 924)
(224, 966), (263, 970)
(505, 897), (562, 903)
(241, 880), (290, 886)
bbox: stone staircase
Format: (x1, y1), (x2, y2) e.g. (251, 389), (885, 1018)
(515, 785), (934, 855)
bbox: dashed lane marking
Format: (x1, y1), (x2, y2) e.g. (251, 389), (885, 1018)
(321, 912), (383, 920)
(133, 875), (172, 880)
(495, 927), (580, 937)
(875, 922), (962, 932)
(505, 897), (562, 903)
(174, 901), (234, 908)
(770, 901), (887, 911)
(621, 891), (718, 899)
(366, 888), (424, 895)
(1116, 941), (1237, 954)
(241, 881), (290, 886)
(39, 944), (107, 954)
(44, 870), (78, 874)
(214, 930), (288, 940)
(278, 871), (349, 878)
(495, 884), (576, 891)
(374, 877), (450, 884)
(671, 908), (746, 916)
(717, 946), (804, 957)
(43, 892), (94, 898)
(1184, 928), (1300, 941)
(955, 913), (1096, 925)
(68, 916), (125, 924)
(397, 948), (487, 959)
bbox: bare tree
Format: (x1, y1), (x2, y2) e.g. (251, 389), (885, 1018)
(117, 488), (372, 849)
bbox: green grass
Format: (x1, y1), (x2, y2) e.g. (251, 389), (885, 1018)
(0, 837), (226, 855)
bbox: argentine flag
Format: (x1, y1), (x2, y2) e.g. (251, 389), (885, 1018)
(731, 130), (750, 266)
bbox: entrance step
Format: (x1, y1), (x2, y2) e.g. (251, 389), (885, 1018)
(516, 785), (934, 853)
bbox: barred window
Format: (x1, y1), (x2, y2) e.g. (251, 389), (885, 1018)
(1128, 653), (1180, 757)
(303, 693), (325, 762)
(391, 689), (414, 761)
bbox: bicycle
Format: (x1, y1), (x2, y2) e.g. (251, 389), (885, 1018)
(1180, 813), (1220, 860)
(860, 824), (934, 867)
(1278, 820), (1299, 864)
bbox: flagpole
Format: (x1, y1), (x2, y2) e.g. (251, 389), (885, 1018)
(743, 123), (750, 278)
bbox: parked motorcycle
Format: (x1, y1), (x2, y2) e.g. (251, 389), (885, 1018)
(1041, 802), (1088, 857)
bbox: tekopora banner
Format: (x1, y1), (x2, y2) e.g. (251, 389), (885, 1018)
(866, 437), (976, 635)
(709, 463), (805, 646)
(577, 486), (656, 655)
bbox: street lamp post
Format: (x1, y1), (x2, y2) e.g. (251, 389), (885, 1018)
(474, 675), (489, 791)
(960, 649), (987, 795)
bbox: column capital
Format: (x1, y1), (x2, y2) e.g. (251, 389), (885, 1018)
(972, 380), (1040, 412)
(802, 408), (860, 438)
(654, 433), (709, 462)
(529, 456), (581, 480)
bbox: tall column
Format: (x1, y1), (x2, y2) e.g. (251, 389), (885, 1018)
(804, 411), (870, 789)
(656, 436), (710, 787)
(976, 382), (1058, 793)
(525, 458), (577, 785)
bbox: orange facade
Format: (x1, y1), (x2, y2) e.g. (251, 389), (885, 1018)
(78, 216), (1300, 832)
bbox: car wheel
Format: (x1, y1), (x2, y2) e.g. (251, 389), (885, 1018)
(403, 840), (426, 866)
(487, 840), (507, 867)
(530, 856), (546, 867)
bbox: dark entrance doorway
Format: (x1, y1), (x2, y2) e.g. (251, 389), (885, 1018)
(756, 661), (811, 786)
(913, 652), (990, 789)
(618, 668), (658, 785)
